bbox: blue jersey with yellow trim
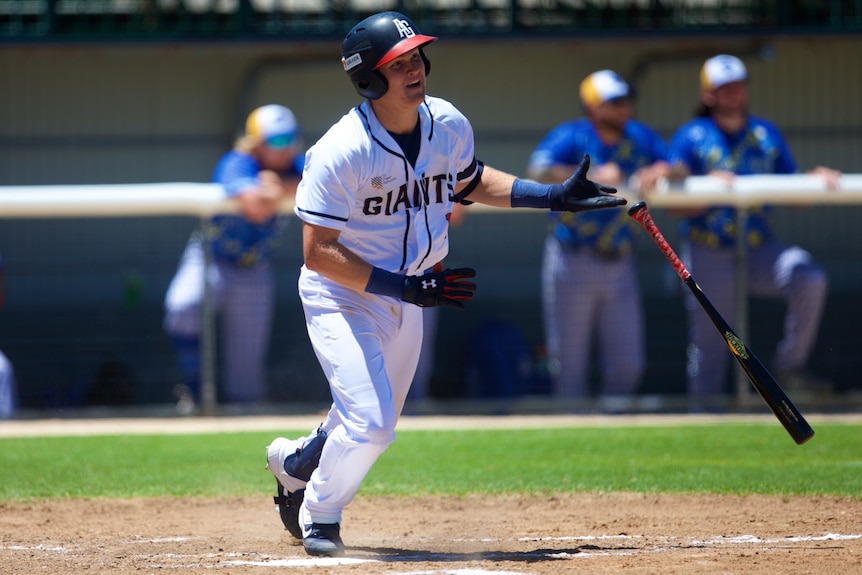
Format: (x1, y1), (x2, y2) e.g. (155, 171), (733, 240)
(667, 114), (797, 248)
(529, 118), (666, 256)
(206, 150), (305, 267)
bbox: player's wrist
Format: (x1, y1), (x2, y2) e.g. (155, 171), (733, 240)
(365, 267), (406, 299)
(511, 179), (553, 209)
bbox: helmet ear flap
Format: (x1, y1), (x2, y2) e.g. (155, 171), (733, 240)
(356, 71), (388, 100)
(420, 48), (431, 76)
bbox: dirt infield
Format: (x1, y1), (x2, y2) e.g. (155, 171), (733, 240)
(1, 414), (860, 574)
(1, 493), (859, 574)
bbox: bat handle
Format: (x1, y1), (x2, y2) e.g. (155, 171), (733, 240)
(628, 201), (691, 282)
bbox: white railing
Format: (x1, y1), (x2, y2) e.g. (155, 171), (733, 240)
(0, 182), (228, 218)
(4, 174), (862, 219)
(646, 174), (862, 208)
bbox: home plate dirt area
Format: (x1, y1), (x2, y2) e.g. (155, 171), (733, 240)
(1, 492), (859, 575)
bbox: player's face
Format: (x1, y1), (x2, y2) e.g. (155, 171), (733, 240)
(711, 81), (748, 114)
(595, 97), (632, 131)
(378, 48), (426, 106)
(258, 141), (297, 171)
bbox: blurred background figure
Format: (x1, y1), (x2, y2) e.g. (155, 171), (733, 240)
(0, 349), (17, 419)
(0, 251), (15, 419)
(656, 54), (839, 410)
(163, 105), (304, 411)
(527, 70), (668, 412)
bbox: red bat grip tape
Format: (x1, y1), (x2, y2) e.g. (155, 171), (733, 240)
(628, 202), (691, 281)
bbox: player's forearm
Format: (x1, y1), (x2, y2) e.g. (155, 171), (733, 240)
(462, 165), (518, 208)
(302, 223), (373, 292)
(465, 158), (622, 212)
(526, 164), (575, 185)
(459, 164), (566, 209)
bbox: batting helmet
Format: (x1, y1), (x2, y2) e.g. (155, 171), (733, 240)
(341, 11), (437, 100)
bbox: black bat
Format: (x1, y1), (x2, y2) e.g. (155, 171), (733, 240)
(628, 201), (814, 445)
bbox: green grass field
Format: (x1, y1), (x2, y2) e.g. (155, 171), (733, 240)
(1, 423), (860, 501)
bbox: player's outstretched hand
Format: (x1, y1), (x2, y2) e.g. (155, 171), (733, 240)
(403, 268), (477, 309)
(550, 154), (627, 212)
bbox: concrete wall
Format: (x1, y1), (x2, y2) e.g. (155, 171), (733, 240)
(2, 34), (860, 186)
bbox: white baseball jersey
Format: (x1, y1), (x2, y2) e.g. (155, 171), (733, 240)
(295, 96), (481, 279)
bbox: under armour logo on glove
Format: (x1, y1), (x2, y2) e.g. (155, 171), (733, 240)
(403, 268), (477, 309)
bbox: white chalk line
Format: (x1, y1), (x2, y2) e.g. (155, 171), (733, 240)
(225, 557), (376, 567)
(226, 564), (527, 575)
(4, 544), (70, 552)
(126, 535), (205, 544)
(693, 533), (862, 545)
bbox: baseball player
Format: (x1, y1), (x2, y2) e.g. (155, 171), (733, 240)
(527, 70), (667, 408)
(163, 105), (303, 409)
(0, 252), (14, 419)
(0, 349), (16, 419)
(645, 54), (839, 410)
(264, 11), (624, 557)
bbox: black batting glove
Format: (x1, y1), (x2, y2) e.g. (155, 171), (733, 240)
(402, 267), (477, 309)
(548, 154), (626, 212)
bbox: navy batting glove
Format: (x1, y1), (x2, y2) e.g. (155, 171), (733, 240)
(403, 267), (477, 309)
(549, 155), (626, 212)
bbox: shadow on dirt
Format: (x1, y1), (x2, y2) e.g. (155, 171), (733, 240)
(349, 543), (640, 563)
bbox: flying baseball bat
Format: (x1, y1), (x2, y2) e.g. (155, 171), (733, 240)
(627, 201), (814, 445)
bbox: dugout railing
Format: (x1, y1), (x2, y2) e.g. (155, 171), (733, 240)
(1, 175), (862, 416)
(1, 0), (861, 40)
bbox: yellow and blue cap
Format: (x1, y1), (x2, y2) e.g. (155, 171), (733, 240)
(579, 70), (633, 108)
(245, 105), (298, 149)
(700, 54), (747, 91)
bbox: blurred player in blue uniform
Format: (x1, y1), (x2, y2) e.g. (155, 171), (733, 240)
(527, 70), (668, 409)
(650, 55), (840, 408)
(0, 349), (16, 419)
(164, 105), (304, 409)
(1, 253), (18, 418)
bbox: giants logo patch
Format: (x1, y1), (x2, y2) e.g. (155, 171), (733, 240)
(363, 173), (453, 216)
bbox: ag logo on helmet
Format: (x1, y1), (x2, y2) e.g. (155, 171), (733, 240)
(393, 18), (416, 39)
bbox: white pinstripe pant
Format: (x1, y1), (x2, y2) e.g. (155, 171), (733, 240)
(541, 235), (646, 399)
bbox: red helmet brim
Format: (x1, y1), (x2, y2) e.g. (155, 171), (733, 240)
(374, 34), (437, 70)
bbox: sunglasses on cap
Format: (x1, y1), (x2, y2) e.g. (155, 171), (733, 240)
(265, 134), (296, 150)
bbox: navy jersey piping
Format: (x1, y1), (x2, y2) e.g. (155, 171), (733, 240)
(358, 103), (435, 272)
(296, 207), (349, 222)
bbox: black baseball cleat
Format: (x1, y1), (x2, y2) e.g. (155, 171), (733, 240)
(273, 483), (304, 540)
(266, 437), (309, 539)
(303, 523), (345, 557)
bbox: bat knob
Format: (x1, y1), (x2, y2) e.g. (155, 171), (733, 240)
(628, 201), (647, 216)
